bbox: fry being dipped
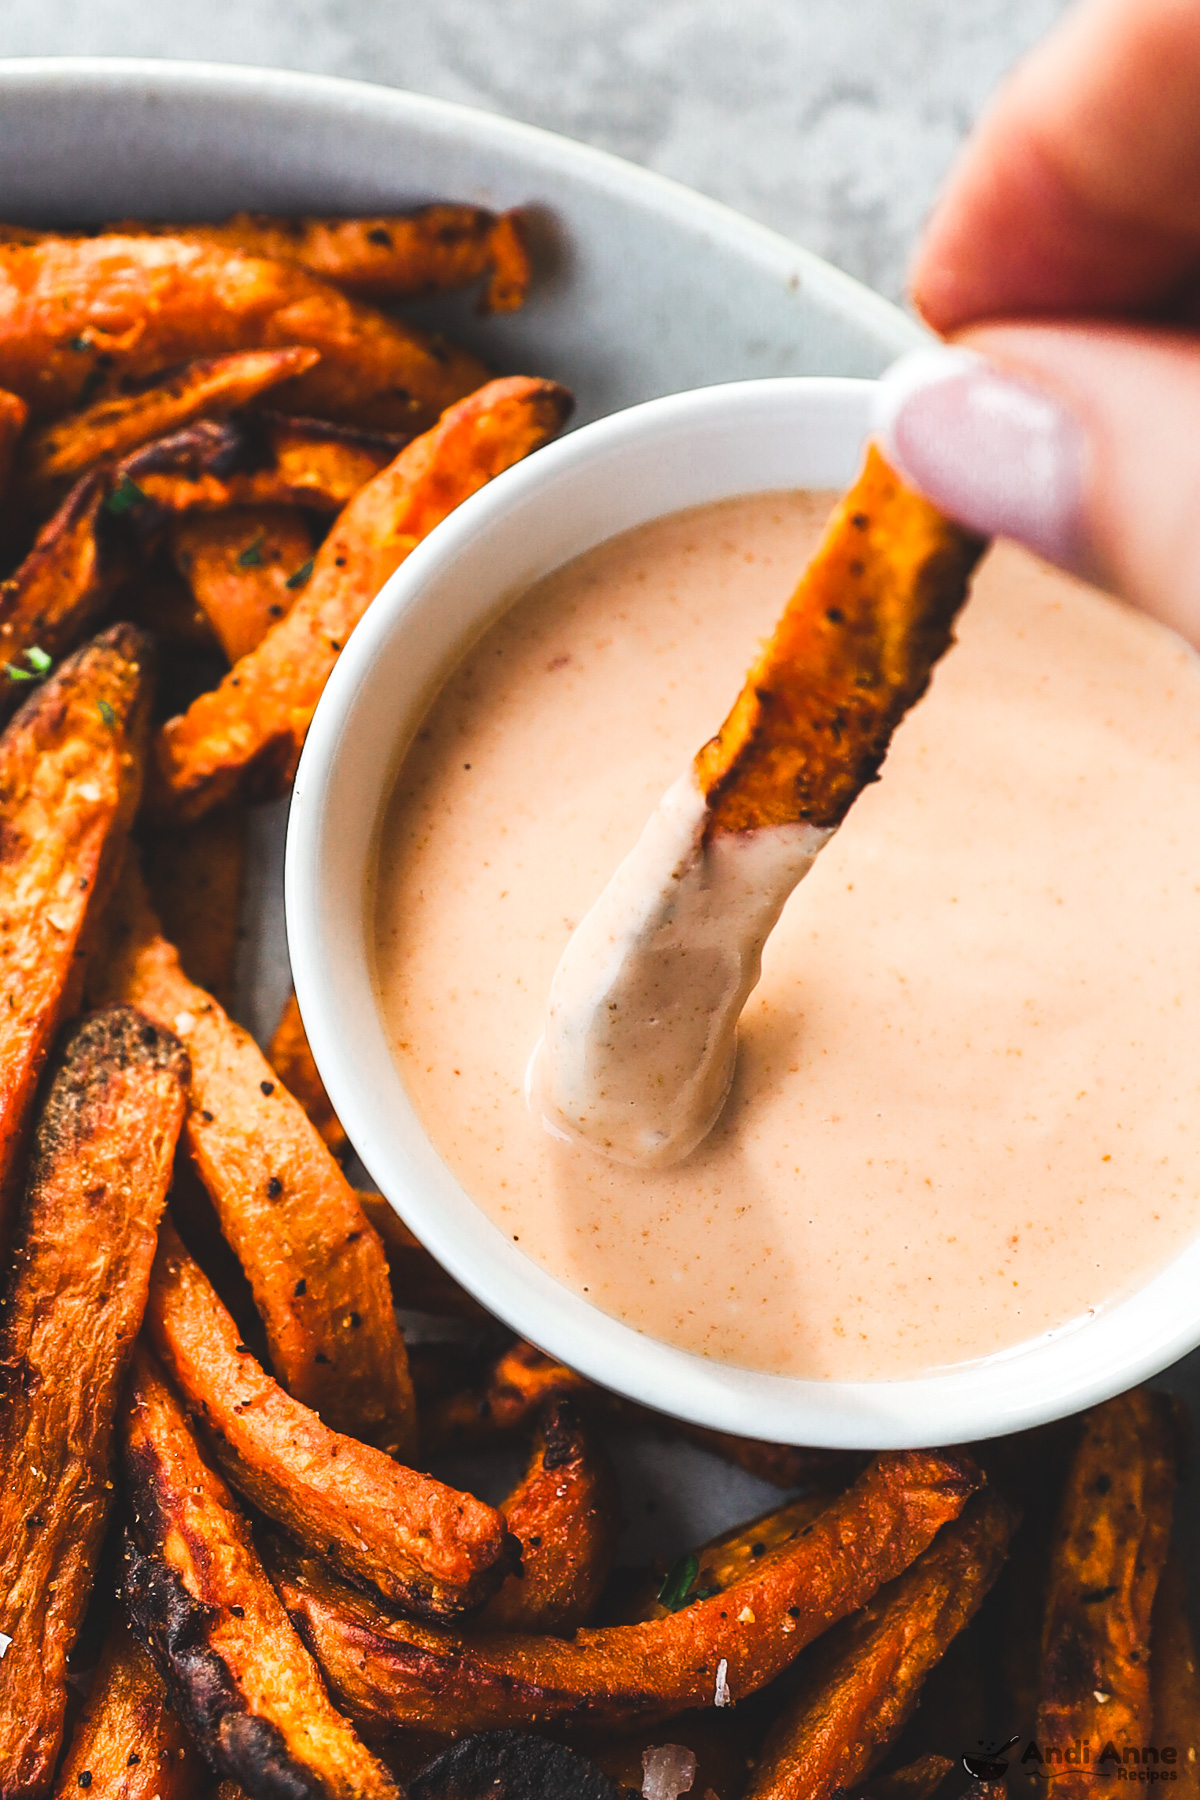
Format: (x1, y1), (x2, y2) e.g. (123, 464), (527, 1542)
(532, 446), (985, 1166)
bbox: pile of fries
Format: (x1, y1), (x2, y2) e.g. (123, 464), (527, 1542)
(0, 203), (1195, 1800)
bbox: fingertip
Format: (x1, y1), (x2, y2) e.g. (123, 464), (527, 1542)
(872, 343), (1089, 568)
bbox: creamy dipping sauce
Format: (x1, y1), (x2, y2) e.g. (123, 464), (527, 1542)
(373, 491), (1200, 1381)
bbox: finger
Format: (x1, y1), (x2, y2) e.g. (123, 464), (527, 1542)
(872, 325), (1200, 647)
(910, 0), (1200, 332)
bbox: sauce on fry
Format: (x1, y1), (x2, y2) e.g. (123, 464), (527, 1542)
(374, 491), (1200, 1380)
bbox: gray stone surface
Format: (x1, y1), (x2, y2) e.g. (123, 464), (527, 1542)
(0, 0), (1069, 304)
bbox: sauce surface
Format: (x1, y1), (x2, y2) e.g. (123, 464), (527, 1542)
(373, 491), (1200, 1380)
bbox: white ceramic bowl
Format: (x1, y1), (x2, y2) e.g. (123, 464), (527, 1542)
(287, 375), (1200, 1450)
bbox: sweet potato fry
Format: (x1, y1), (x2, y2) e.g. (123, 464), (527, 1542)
(90, 856), (417, 1457)
(270, 1448), (980, 1734)
(616, 1493), (831, 1625)
(119, 411), (405, 518)
(143, 807), (246, 1011)
(0, 623), (151, 1223)
(357, 1191), (490, 1320)
(119, 206), (532, 313)
(168, 507), (314, 663)
(0, 235), (488, 429)
(269, 990), (347, 1156)
(52, 1615), (205, 1800)
(694, 444), (985, 836)
(23, 347), (319, 510)
(121, 1347), (400, 1800)
(743, 1490), (1016, 1800)
(0, 471), (117, 704)
(0, 388), (26, 497)
(152, 374), (573, 819)
(0, 1007), (189, 1797)
(480, 1400), (619, 1635)
(1152, 1558), (1200, 1796)
(146, 1221), (514, 1617)
(1036, 1388), (1180, 1798)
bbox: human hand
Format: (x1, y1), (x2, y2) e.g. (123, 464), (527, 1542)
(872, 0), (1200, 645)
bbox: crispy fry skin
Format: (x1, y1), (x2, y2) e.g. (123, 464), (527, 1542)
(694, 445), (985, 836)
(271, 1449), (980, 1734)
(153, 375), (573, 820)
(121, 1348), (399, 1800)
(1152, 1557), (1200, 1796)
(744, 1490), (1016, 1800)
(480, 1401), (619, 1635)
(615, 1493), (831, 1625)
(357, 1192), (489, 1320)
(120, 412), (405, 518)
(1037, 1389), (1180, 1798)
(423, 1338), (862, 1488)
(169, 507), (314, 663)
(0, 624), (151, 1223)
(0, 472), (116, 702)
(0, 1008), (189, 1799)
(0, 389), (26, 497)
(146, 1221), (514, 1617)
(23, 348), (319, 509)
(118, 207), (532, 313)
(0, 236), (488, 429)
(91, 858), (416, 1456)
(143, 808), (246, 1011)
(269, 991), (348, 1157)
(52, 1615), (205, 1800)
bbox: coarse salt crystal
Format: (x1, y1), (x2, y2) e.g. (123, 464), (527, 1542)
(713, 1658), (731, 1708)
(642, 1744), (696, 1800)
(0, 1631), (11, 1658)
(173, 1012), (196, 1035)
(738, 1605), (755, 1624)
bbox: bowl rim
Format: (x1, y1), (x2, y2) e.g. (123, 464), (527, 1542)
(286, 373), (1200, 1448)
(0, 54), (921, 364)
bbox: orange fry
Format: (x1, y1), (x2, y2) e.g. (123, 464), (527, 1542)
(169, 505), (314, 662)
(51, 1615), (206, 1800)
(146, 1221), (514, 1617)
(744, 1490), (1016, 1800)
(0, 235), (488, 429)
(118, 205), (532, 312)
(121, 1348), (399, 1800)
(695, 444), (985, 836)
(269, 1449), (980, 1735)
(480, 1400), (619, 1634)
(0, 1008), (189, 1795)
(23, 346), (318, 509)
(0, 471), (116, 709)
(90, 856), (417, 1458)
(0, 624), (150, 1225)
(1037, 1389), (1180, 1798)
(119, 410), (405, 517)
(152, 374), (573, 821)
